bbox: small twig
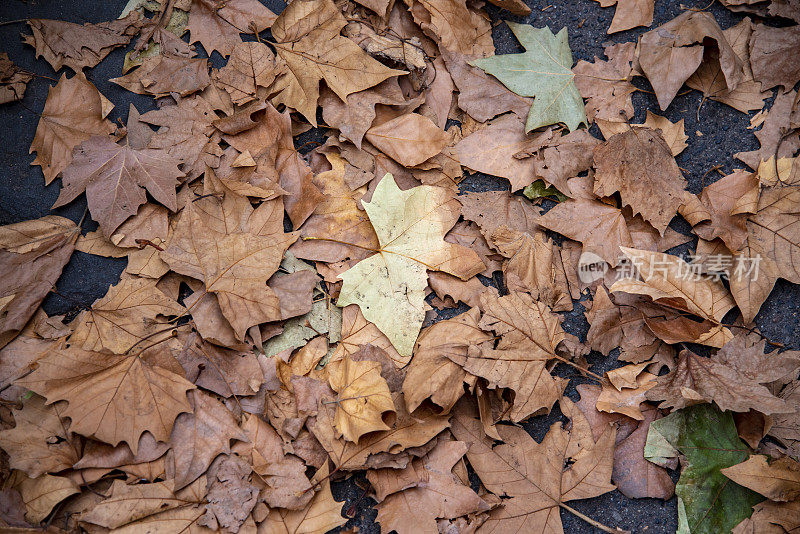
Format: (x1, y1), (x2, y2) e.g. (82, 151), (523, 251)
(560, 502), (630, 534)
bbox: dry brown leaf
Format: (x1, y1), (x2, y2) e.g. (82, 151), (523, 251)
(187, 0), (277, 57)
(750, 23), (800, 92)
(364, 113), (449, 167)
(176, 331), (262, 397)
(68, 277), (183, 354)
(320, 80), (407, 149)
(79, 478), (208, 531)
(597, 371), (657, 420)
(611, 247), (736, 323)
(573, 41), (637, 123)
(0, 395), (78, 478)
(328, 355), (396, 442)
(163, 175), (297, 340)
(441, 48), (531, 123)
(17, 474), (78, 523)
(537, 187), (633, 267)
(455, 114), (537, 191)
(458, 190), (540, 240)
(23, 13), (142, 72)
(371, 439), (489, 534)
(403, 307), (488, 413)
(19, 343), (194, 453)
(575, 384), (675, 500)
(259, 463), (347, 534)
(0, 53), (32, 104)
(111, 55), (211, 97)
(232, 413), (313, 510)
(638, 11), (744, 110)
(407, 0), (494, 57)
(270, 0), (404, 125)
(646, 348), (793, 414)
(0, 215), (77, 349)
(451, 398), (616, 534)
(721, 455), (800, 502)
(680, 169), (757, 252)
(213, 41), (280, 105)
(732, 499), (800, 534)
(30, 72), (115, 185)
(168, 389), (248, 490)
(593, 128), (687, 234)
(686, 18), (769, 113)
(199, 454), (258, 532)
(770, 380), (800, 458)
(596, 0), (654, 34)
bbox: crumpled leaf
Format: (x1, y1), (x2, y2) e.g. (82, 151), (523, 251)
(270, 0), (405, 125)
(110, 54), (211, 97)
(638, 11), (744, 110)
(593, 128), (687, 234)
(338, 174), (484, 357)
(23, 12), (142, 72)
(644, 404), (763, 534)
(573, 41), (638, 123)
(610, 247), (736, 323)
(30, 72), (115, 185)
(0, 215), (77, 349)
(0, 53), (32, 104)
(370, 438), (489, 534)
(472, 22), (587, 132)
(452, 398), (617, 534)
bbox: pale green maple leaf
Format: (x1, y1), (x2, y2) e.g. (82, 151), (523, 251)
(471, 22), (587, 132)
(337, 175), (484, 357)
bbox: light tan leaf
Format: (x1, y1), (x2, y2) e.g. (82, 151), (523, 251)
(338, 175), (484, 357)
(328, 355), (395, 442)
(722, 455), (800, 502)
(599, 0), (654, 34)
(30, 72), (114, 185)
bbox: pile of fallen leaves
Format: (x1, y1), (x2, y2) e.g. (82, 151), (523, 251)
(1, 0), (799, 532)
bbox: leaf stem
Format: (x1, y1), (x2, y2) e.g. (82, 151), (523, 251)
(559, 502), (630, 534)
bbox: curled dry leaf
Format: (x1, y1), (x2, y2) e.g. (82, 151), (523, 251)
(328, 355), (396, 443)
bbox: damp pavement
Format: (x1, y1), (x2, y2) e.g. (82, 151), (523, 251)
(0, 1), (796, 532)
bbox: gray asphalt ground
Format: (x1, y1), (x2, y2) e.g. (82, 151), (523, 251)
(0, 0), (796, 532)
